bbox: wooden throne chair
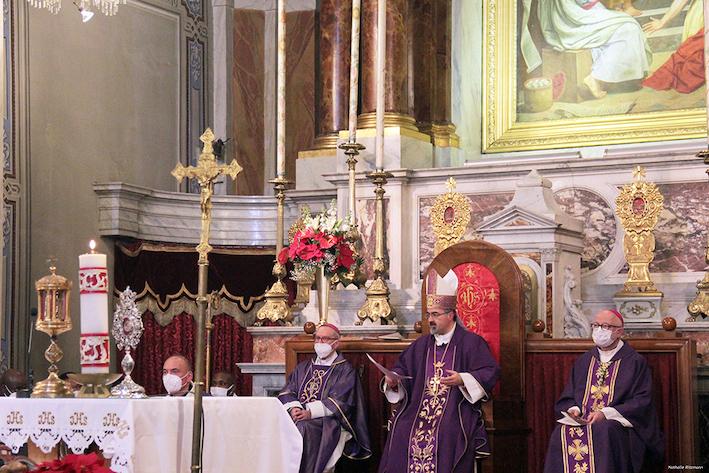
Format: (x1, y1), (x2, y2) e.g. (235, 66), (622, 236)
(421, 239), (527, 473)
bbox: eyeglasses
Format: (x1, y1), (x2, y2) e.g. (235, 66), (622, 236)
(314, 336), (338, 343)
(425, 311), (452, 319)
(590, 323), (622, 330)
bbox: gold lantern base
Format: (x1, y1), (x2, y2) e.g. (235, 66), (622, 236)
(32, 372), (73, 398)
(69, 373), (123, 398)
(32, 337), (73, 398)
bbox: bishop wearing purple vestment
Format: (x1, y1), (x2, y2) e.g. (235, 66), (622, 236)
(544, 309), (664, 473)
(278, 323), (371, 473)
(378, 270), (500, 473)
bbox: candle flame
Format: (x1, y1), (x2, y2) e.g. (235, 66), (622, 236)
(89, 240), (96, 253)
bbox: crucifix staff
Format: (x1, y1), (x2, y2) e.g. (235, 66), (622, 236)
(171, 128), (242, 473)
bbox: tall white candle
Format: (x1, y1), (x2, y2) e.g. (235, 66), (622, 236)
(375, 0), (386, 169)
(78, 240), (110, 374)
(347, 0), (362, 143)
(277, 0), (287, 177)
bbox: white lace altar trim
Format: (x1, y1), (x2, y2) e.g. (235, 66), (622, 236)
(0, 398), (134, 473)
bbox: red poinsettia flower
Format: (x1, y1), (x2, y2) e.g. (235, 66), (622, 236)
(336, 243), (355, 269)
(298, 243), (323, 261)
(32, 453), (114, 473)
(277, 247), (289, 265)
(315, 232), (339, 249)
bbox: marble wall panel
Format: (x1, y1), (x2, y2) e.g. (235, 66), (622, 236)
(419, 192), (513, 275)
(554, 188), (616, 272)
(253, 334), (297, 363)
(652, 182), (709, 273)
(357, 198), (391, 279)
(233, 9), (265, 195)
(286, 10), (316, 180)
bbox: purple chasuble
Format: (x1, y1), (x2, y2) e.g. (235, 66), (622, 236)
(379, 327), (500, 473)
(544, 343), (664, 473)
(278, 355), (371, 473)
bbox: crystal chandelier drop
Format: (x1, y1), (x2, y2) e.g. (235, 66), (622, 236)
(26, 0), (125, 16)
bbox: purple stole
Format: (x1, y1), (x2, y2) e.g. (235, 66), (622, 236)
(407, 343), (456, 473)
(298, 363), (335, 403)
(560, 356), (622, 473)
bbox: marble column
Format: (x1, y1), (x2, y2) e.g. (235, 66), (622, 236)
(312, 0), (352, 150)
(411, 0), (458, 147)
(359, 0), (417, 132)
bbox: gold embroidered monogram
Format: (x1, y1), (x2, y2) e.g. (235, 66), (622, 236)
(300, 368), (329, 404)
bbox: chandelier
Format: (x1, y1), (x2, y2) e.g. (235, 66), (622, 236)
(26, 0), (125, 17)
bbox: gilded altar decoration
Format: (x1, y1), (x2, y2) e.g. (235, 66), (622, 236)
(615, 167), (664, 296)
(33, 260), (74, 398)
(431, 178), (472, 256)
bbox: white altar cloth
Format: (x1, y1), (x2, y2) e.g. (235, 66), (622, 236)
(0, 396), (302, 473)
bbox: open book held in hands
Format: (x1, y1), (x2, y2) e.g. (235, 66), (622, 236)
(366, 353), (412, 382)
(557, 410), (589, 426)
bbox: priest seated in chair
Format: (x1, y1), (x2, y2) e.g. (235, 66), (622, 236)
(378, 270), (501, 473)
(544, 309), (664, 473)
(278, 323), (371, 473)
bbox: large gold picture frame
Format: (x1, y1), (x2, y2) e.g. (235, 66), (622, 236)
(482, 0), (707, 152)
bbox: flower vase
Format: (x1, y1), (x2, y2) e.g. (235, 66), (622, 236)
(316, 266), (332, 325)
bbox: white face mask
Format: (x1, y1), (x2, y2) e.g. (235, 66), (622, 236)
(314, 342), (334, 359)
(210, 385), (233, 397)
(592, 326), (614, 348)
(163, 372), (189, 395)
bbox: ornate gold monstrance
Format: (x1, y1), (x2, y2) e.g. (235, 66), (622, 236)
(615, 166), (663, 296)
(172, 128), (242, 473)
(431, 178), (472, 256)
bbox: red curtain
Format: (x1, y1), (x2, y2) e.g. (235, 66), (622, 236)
(131, 311), (252, 396)
(525, 352), (676, 473)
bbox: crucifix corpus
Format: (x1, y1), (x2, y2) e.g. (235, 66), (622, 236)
(171, 128), (242, 473)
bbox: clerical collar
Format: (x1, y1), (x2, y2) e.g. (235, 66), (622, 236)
(315, 350), (338, 366)
(433, 324), (455, 346)
(598, 340), (624, 363)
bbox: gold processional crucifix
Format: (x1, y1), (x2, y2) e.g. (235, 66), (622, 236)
(171, 128), (242, 473)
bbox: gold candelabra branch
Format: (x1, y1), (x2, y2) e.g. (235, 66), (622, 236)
(171, 128), (243, 473)
(688, 149), (709, 320)
(356, 170), (396, 325)
(255, 176), (293, 325)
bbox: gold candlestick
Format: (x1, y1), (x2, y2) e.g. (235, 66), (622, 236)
(32, 260), (74, 398)
(256, 176), (293, 325)
(172, 128), (243, 473)
(357, 170), (396, 324)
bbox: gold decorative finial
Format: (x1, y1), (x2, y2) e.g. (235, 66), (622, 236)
(632, 165), (646, 181)
(446, 177), (457, 192)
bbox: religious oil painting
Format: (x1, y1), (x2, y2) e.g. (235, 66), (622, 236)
(483, 0), (707, 152)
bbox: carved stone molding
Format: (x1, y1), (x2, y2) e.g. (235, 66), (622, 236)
(94, 182), (334, 246)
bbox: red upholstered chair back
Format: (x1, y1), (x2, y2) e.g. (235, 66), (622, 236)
(421, 240), (527, 473)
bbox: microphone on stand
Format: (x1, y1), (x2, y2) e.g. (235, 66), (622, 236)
(27, 307), (37, 389)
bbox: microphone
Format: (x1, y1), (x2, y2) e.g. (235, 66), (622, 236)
(27, 308), (37, 388)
